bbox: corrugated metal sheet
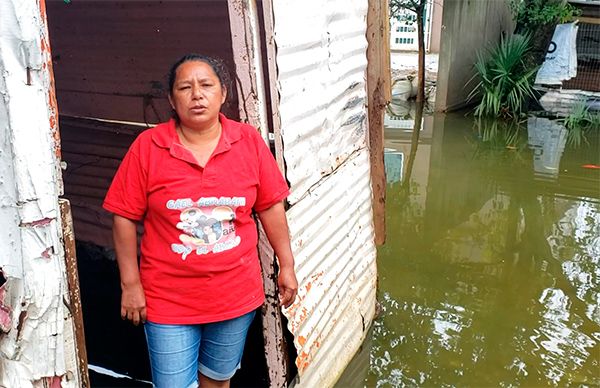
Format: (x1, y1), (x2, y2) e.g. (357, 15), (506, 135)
(273, 0), (370, 205)
(46, 0), (239, 124)
(285, 151), (377, 387)
(59, 117), (142, 247)
(272, 1), (377, 386)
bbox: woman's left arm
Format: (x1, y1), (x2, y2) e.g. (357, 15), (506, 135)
(257, 201), (298, 308)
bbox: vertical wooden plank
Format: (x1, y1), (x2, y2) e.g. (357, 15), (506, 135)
(257, 224), (289, 388)
(227, 0), (270, 140)
(227, 1), (290, 386)
(59, 199), (90, 388)
(259, 1), (291, 387)
(260, 0), (286, 173)
(367, 0), (391, 245)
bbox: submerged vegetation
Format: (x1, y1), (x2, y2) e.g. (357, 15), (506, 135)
(561, 101), (600, 147)
(561, 100), (600, 131)
(474, 118), (526, 151)
(468, 34), (538, 119)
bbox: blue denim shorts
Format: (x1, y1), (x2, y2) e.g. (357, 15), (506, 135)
(144, 310), (256, 388)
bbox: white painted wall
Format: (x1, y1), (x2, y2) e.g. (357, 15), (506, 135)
(0, 1), (79, 386)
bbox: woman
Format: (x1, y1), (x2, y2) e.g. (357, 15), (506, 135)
(103, 54), (298, 388)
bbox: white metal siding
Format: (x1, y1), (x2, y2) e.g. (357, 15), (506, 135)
(272, 1), (378, 386)
(273, 0), (370, 205)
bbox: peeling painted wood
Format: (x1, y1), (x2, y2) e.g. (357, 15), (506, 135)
(257, 223), (289, 388)
(59, 199), (90, 388)
(257, 2), (292, 384)
(366, 0), (391, 245)
(0, 0), (79, 386)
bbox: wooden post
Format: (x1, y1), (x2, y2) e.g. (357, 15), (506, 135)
(257, 224), (289, 387)
(227, 1), (290, 386)
(59, 199), (90, 388)
(260, 0), (286, 173)
(227, 0), (270, 141)
(259, 0), (291, 386)
(366, 0), (391, 245)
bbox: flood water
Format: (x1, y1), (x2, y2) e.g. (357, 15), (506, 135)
(337, 108), (600, 387)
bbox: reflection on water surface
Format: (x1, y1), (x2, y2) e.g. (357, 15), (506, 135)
(338, 111), (600, 387)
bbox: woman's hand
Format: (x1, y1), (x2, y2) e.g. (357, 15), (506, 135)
(278, 266), (298, 308)
(257, 202), (298, 308)
(121, 281), (147, 326)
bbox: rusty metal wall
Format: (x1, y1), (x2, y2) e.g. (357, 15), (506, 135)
(285, 151), (378, 387)
(59, 117), (142, 247)
(46, 0), (239, 124)
(271, 1), (378, 386)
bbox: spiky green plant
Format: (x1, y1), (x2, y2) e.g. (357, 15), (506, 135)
(560, 100), (600, 147)
(561, 100), (600, 131)
(468, 34), (539, 119)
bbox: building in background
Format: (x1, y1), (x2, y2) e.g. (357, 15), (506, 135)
(390, 0), (443, 52)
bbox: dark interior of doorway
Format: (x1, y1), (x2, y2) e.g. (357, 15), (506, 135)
(76, 241), (269, 388)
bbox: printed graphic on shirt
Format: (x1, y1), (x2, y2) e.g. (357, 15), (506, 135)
(167, 197), (245, 260)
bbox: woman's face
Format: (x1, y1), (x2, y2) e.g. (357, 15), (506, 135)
(169, 60), (226, 129)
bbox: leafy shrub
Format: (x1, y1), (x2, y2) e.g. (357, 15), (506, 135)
(508, 0), (581, 32)
(468, 34), (538, 119)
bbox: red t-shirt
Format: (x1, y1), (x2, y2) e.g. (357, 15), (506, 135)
(103, 114), (289, 324)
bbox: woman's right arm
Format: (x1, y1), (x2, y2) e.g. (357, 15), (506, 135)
(113, 214), (147, 325)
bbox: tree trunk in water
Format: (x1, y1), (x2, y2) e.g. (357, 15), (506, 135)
(416, 8), (425, 103)
(402, 101), (424, 189)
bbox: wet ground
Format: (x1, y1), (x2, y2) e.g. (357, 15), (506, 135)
(337, 109), (600, 387)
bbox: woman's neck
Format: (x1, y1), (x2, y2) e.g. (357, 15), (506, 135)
(177, 120), (221, 146)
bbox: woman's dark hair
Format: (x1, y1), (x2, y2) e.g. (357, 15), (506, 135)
(167, 53), (232, 102)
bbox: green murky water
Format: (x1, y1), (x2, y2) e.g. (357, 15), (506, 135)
(338, 110), (600, 387)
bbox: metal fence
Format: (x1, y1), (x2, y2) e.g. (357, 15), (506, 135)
(563, 22), (600, 92)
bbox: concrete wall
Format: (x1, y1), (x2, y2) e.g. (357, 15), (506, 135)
(435, 0), (515, 112)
